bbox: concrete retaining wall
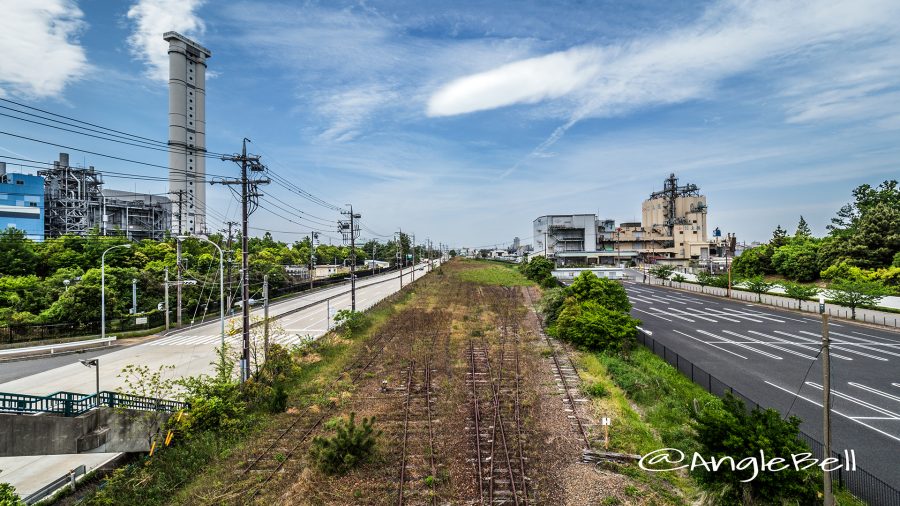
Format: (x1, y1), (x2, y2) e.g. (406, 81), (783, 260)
(0, 408), (172, 456)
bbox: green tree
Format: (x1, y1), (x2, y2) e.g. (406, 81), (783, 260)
(743, 276), (775, 302)
(555, 300), (640, 353)
(568, 271), (631, 313)
(770, 224), (789, 248)
(771, 241), (821, 282)
(0, 482), (23, 505)
(672, 273), (686, 284)
(696, 270), (714, 293)
(693, 395), (818, 504)
(309, 413), (381, 475)
(520, 256), (556, 287)
(649, 264), (675, 285)
(826, 278), (890, 319)
(794, 215), (812, 239)
(845, 202), (900, 268)
(780, 281), (819, 309)
(539, 286), (567, 326)
(0, 228), (38, 276)
(829, 179), (899, 233)
(730, 246), (773, 278)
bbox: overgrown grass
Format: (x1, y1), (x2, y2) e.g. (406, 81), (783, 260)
(453, 260), (533, 286)
(79, 287), (418, 506)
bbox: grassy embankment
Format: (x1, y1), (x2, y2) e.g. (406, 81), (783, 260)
(66, 286), (417, 506)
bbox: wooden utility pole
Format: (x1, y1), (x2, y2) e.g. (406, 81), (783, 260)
(176, 239), (182, 327)
(340, 207), (361, 311)
(164, 267), (170, 330)
(263, 274), (270, 358)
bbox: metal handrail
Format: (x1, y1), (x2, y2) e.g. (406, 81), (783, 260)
(0, 390), (188, 417)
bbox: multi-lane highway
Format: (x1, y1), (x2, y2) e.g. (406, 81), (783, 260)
(623, 280), (900, 488)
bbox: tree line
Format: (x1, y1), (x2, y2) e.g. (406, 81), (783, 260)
(0, 229), (429, 327)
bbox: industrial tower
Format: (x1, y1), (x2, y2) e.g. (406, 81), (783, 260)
(164, 31), (211, 235)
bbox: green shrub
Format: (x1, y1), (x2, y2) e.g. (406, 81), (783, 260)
(309, 412), (381, 475)
(583, 382), (608, 398)
(0, 483), (23, 506)
(555, 300), (639, 353)
(693, 394), (819, 504)
(333, 310), (370, 337)
(540, 287), (567, 325)
(672, 274), (686, 283)
(568, 271), (631, 313)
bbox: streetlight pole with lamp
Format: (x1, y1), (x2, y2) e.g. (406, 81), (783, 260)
(177, 235), (226, 362)
(101, 244), (131, 341)
(79, 358), (100, 407)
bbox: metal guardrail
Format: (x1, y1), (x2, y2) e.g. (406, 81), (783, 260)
(635, 331), (900, 506)
(22, 464), (85, 505)
(0, 390), (188, 417)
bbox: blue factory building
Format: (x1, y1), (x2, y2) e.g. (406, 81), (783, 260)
(0, 162), (45, 241)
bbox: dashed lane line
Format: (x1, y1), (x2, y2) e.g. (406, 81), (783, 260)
(672, 330), (748, 359)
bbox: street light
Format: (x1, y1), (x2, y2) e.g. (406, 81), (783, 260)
(79, 358), (100, 408)
(102, 244), (132, 341)
(177, 235), (225, 356)
(63, 279), (70, 291)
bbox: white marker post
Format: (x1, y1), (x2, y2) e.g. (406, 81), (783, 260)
(601, 417), (611, 450)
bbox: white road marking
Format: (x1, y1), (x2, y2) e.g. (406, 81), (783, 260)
(632, 308), (672, 321)
(696, 330), (782, 359)
(672, 330), (748, 359)
(650, 307), (695, 322)
(710, 307), (785, 323)
(764, 381), (900, 443)
(797, 331), (890, 361)
(722, 330), (818, 360)
(848, 382), (900, 404)
(805, 382), (900, 419)
(666, 307), (718, 322)
(702, 308), (764, 323)
(746, 330), (853, 361)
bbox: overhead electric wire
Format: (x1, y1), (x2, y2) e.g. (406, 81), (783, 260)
(0, 97), (232, 158)
(0, 110), (226, 160)
(0, 130), (233, 178)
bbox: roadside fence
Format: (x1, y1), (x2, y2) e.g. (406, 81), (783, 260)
(635, 330), (900, 506)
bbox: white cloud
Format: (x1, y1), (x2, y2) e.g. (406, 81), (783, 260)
(427, 47), (600, 116)
(315, 86), (400, 142)
(0, 0), (87, 98)
(126, 0), (206, 82)
(426, 0), (900, 163)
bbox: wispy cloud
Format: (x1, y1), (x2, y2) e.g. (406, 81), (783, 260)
(126, 0), (206, 82)
(426, 0), (900, 173)
(0, 0), (88, 98)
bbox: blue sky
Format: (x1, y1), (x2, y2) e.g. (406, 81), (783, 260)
(1, 0), (898, 248)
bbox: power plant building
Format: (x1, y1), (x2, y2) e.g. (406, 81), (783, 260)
(39, 153), (170, 240)
(164, 31), (211, 235)
(0, 162), (44, 241)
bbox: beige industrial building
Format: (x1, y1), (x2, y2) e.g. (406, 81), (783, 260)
(533, 174), (729, 267)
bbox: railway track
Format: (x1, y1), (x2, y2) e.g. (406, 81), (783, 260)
(231, 311), (410, 504)
(466, 287), (531, 505)
(395, 357), (437, 505)
(523, 288), (592, 450)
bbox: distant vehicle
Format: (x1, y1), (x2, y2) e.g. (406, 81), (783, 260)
(233, 298), (262, 307)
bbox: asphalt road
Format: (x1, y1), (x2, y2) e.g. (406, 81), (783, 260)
(0, 262), (436, 395)
(0, 262), (437, 497)
(623, 280), (900, 489)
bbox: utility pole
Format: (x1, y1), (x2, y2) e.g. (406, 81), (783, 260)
(820, 293), (834, 506)
(339, 206), (361, 311)
(216, 138), (269, 383)
(164, 267), (170, 330)
(131, 278), (137, 315)
(263, 274), (270, 358)
(411, 233), (416, 282)
(176, 239), (183, 327)
(397, 229), (403, 289)
(309, 231), (318, 290)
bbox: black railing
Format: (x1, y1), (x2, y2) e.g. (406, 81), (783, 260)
(1, 311), (168, 346)
(0, 390), (188, 417)
(635, 331), (900, 506)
